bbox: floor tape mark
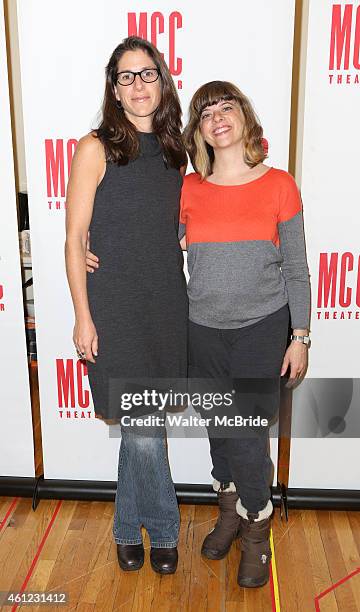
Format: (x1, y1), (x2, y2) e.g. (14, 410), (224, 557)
(270, 528), (281, 611)
(314, 566), (360, 610)
(11, 500), (63, 612)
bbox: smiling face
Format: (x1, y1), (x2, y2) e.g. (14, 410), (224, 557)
(114, 49), (161, 131)
(199, 99), (245, 150)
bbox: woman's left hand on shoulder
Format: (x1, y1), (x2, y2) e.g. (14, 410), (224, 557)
(280, 341), (308, 388)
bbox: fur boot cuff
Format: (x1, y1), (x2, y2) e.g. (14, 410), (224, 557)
(236, 498), (273, 521)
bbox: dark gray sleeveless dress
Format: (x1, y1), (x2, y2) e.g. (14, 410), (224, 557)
(86, 132), (188, 419)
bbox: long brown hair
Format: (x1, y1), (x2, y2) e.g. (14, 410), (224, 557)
(184, 81), (266, 179)
(94, 36), (186, 168)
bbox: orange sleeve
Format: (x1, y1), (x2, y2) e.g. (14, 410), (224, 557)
(278, 172), (302, 223)
(179, 187), (186, 225)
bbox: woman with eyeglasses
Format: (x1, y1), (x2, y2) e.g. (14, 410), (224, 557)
(180, 81), (310, 588)
(65, 36), (188, 575)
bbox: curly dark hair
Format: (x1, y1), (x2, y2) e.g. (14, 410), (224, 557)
(94, 36), (186, 169)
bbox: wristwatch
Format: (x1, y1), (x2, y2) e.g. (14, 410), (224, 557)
(290, 334), (311, 347)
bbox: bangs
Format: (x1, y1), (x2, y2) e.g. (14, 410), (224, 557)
(184, 79), (265, 178)
(192, 81), (239, 115)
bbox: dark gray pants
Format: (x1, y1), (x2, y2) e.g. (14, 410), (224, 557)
(188, 305), (289, 513)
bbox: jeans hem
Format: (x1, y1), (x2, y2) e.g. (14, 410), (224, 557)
(150, 541), (178, 548)
(114, 537), (143, 545)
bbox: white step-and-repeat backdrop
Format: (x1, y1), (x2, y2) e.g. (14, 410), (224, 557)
(17, 0), (296, 482)
(289, 0), (360, 489)
(0, 1), (34, 477)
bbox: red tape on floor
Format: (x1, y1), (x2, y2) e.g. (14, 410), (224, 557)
(314, 566), (360, 610)
(11, 500), (63, 612)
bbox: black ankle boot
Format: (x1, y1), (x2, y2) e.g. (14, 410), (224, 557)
(117, 543), (144, 571)
(150, 547), (178, 574)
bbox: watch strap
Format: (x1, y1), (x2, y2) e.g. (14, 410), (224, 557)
(291, 334), (310, 345)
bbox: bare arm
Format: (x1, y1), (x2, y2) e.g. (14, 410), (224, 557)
(179, 236), (187, 251)
(178, 163), (188, 250)
(180, 163), (187, 177)
(65, 133), (105, 362)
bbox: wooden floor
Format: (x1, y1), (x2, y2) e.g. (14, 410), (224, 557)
(1, 496), (360, 611)
(2, 368), (359, 610)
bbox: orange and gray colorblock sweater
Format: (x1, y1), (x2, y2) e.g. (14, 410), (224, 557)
(179, 168), (311, 330)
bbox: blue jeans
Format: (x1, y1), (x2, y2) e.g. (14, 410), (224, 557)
(113, 429), (180, 548)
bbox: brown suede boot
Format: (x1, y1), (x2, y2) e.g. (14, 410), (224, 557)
(236, 500), (272, 588)
(201, 481), (241, 560)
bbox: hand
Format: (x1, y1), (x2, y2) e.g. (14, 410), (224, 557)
(86, 232), (99, 273)
(280, 341), (308, 388)
(73, 317), (98, 363)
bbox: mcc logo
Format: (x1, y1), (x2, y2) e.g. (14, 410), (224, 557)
(317, 252), (360, 319)
(45, 139), (78, 211)
(56, 358), (92, 419)
(329, 3), (360, 84)
(128, 11), (183, 88)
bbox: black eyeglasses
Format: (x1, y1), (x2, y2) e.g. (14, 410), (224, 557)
(116, 68), (160, 86)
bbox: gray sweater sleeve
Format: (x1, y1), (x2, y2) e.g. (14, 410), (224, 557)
(178, 222), (186, 240)
(278, 210), (311, 330)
